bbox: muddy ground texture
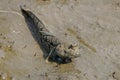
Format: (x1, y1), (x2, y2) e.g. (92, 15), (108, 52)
(0, 0), (120, 80)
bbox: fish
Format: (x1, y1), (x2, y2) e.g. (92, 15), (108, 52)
(20, 6), (80, 64)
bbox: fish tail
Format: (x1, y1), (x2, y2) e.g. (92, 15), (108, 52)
(20, 6), (48, 32)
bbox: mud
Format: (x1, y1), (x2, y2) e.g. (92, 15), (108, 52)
(0, 0), (120, 80)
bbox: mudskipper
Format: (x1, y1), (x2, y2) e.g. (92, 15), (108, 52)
(20, 7), (80, 64)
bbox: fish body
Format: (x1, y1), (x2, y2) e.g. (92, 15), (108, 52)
(21, 7), (80, 64)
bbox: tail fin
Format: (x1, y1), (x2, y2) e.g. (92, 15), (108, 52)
(20, 6), (48, 32)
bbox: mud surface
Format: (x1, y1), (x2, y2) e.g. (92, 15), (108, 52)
(0, 0), (120, 80)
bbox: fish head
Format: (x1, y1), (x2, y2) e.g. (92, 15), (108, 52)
(55, 44), (80, 58)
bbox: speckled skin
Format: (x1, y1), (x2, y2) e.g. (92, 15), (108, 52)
(20, 7), (80, 64)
